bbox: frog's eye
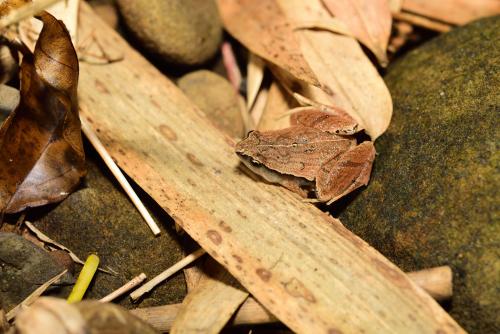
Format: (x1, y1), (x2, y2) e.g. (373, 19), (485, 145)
(250, 159), (260, 166)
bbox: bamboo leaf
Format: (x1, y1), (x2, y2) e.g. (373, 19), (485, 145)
(321, 0), (392, 66)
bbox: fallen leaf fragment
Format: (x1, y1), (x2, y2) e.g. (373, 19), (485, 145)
(171, 260), (248, 334)
(257, 80), (296, 131)
(246, 52), (265, 110)
(277, 0), (393, 139)
(13, 297), (157, 334)
(217, 0), (319, 87)
(402, 0), (500, 25)
(6, 269), (67, 321)
(0, 11), (85, 214)
(322, 0), (392, 66)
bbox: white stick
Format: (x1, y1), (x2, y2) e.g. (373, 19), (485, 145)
(80, 118), (161, 236)
(100, 273), (147, 303)
(130, 249), (206, 301)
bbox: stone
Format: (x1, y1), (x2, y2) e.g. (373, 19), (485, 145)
(178, 70), (245, 138)
(29, 148), (188, 308)
(116, 0), (222, 66)
(0, 233), (74, 311)
(0, 76), (186, 310)
(338, 16), (499, 333)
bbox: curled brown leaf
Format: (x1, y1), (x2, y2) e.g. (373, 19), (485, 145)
(0, 11), (85, 214)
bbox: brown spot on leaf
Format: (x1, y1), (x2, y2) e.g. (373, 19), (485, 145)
(158, 124), (177, 141)
(232, 254), (243, 263)
(207, 230), (222, 245)
(236, 209), (247, 219)
(283, 278), (316, 303)
(256, 268), (272, 282)
(95, 79), (109, 94)
(186, 153), (204, 167)
(219, 220), (232, 233)
(328, 329), (343, 334)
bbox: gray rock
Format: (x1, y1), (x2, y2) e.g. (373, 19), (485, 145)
(338, 16), (500, 333)
(0, 86), (187, 309)
(178, 70), (245, 138)
(30, 151), (188, 309)
(116, 0), (222, 66)
(0, 233), (74, 311)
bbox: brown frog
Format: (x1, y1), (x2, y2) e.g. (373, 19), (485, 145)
(235, 107), (375, 204)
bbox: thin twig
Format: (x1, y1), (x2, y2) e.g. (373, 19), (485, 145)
(130, 249), (206, 301)
(6, 269), (67, 321)
(0, 0), (63, 30)
(100, 273), (147, 303)
(80, 118), (161, 236)
(393, 11), (452, 33)
(24, 221), (116, 275)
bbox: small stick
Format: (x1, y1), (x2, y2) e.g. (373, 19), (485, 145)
(131, 297), (276, 333)
(80, 118), (161, 236)
(6, 269), (67, 321)
(393, 11), (452, 33)
(0, 0), (62, 30)
(131, 266), (453, 331)
(406, 265), (452, 301)
(130, 249), (206, 301)
(100, 273), (147, 303)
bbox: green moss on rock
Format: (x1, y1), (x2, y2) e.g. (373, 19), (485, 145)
(339, 16), (499, 333)
(30, 150), (187, 308)
(116, 0), (222, 66)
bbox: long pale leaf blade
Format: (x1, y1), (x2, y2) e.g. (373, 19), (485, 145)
(322, 0), (392, 65)
(278, 0), (393, 139)
(217, 0), (319, 87)
(403, 0), (500, 25)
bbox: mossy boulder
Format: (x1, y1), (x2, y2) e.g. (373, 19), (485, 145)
(29, 150), (187, 308)
(339, 16), (499, 333)
(0, 233), (74, 311)
(116, 0), (222, 66)
(178, 70), (245, 138)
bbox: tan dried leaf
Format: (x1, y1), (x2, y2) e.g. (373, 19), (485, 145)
(217, 0), (319, 87)
(277, 0), (393, 139)
(321, 0), (392, 66)
(403, 0), (500, 25)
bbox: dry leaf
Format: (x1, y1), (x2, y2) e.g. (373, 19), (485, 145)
(18, 0), (79, 52)
(6, 270), (67, 321)
(321, 0), (392, 66)
(249, 87), (268, 127)
(293, 17), (353, 38)
(246, 52), (265, 110)
(0, 0), (30, 17)
(388, 0), (403, 13)
(13, 297), (157, 334)
(0, 12), (85, 214)
(171, 260), (248, 334)
(277, 0), (393, 139)
(257, 80), (296, 131)
(217, 0), (319, 87)
(402, 0), (500, 25)
(218, 0), (392, 139)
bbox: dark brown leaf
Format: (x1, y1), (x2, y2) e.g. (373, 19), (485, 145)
(0, 11), (85, 214)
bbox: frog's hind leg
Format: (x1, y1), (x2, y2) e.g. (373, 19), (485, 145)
(316, 141), (376, 204)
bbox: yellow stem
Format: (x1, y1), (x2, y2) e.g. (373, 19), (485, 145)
(67, 254), (99, 303)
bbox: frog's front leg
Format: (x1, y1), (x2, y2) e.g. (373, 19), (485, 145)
(315, 141), (376, 204)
